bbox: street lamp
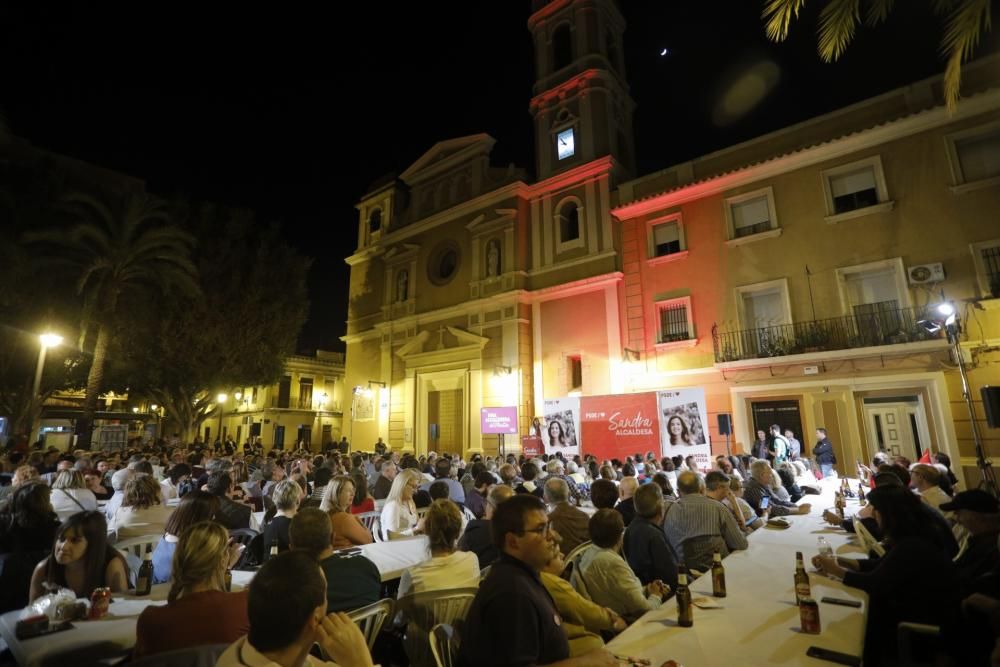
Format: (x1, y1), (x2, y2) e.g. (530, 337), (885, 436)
(30, 332), (63, 443)
(216, 393), (227, 445)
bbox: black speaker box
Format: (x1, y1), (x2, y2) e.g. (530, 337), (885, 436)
(983, 386), (1000, 429)
(717, 413), (732, 436)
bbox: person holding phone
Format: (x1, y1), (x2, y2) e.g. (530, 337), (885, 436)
(743, 460), (810, 517)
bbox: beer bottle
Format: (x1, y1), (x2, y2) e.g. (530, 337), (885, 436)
(135, 545), (154, 596)
(711, 551), (726, 598)
(794, 551), (811, 605)
(857, 484), (867, 506)
(225, 568), (233, 592)
(676, 566), (694, 627)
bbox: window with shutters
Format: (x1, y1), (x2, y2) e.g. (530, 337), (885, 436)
(946, 121), (1000, 194)
(821, 155), (893, 223)
(970, 238), (1000, 299)
(723, 186), (780, 247)
(655, 296), (696, 349)
(646, 214), (688, 265)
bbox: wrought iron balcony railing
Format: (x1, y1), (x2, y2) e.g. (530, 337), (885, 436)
(712, 304), (945, 363)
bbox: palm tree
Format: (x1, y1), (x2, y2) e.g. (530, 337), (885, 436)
(763, 0), (993, 111)
(24, 193), (199, 447)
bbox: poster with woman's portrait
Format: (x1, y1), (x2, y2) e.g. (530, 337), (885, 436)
(657, 388), (711, 470)
(542, 397), (581, 458)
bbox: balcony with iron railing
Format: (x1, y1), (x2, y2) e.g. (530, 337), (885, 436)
(712, 303), (947, 364)
(267, 396), (343, 413)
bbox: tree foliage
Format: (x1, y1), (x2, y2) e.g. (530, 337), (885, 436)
(762, 0), (993, 110)
(118, 202), (311, 440)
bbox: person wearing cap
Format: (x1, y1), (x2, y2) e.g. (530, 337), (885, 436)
(941, 490), (1000, 595)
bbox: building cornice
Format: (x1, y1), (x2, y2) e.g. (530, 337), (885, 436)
(612, 87), (1000, 220)
(344, 181), (531, 265)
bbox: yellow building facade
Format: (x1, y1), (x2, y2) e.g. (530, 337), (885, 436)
(217, 350), (346, 451)
(612, 57), (1000, 486)
(343, 0), (1000, 487)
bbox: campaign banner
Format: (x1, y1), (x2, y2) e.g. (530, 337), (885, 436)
(542, 397), (581, 458)
(522, 436), (543, 458)
(480, 406), (518, 435)
(579, 392), (661, 463)
(657, 388), (712, 470)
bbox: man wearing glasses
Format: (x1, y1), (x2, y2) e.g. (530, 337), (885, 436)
(458, 494), (616, 667)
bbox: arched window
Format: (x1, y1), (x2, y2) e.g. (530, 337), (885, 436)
(558, 201), (580, 243)
(368, 209), (382, 235)
(552, 24), (572, 72)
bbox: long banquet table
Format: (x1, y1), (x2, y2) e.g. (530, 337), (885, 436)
(607, 477), (869, 666)
(0, 536), (430, 666)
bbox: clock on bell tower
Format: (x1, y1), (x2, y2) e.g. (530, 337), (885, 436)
(528, 0), (636, 180)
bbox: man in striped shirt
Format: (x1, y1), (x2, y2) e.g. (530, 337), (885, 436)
(662, 471), (747, 572)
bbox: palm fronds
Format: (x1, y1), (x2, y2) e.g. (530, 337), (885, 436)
(762, 0), (994, 111)
(818, 0), (862, 62)
(941, 0), (992, 111)
(763, 0), (808, 41)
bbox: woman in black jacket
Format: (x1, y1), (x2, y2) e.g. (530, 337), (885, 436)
(813, 485), (960, 664)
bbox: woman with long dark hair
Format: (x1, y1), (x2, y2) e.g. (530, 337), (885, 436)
(350, 471), (375, 514)
(28, 511), (129, 602)
(813, 485), (960, 664)
(152, 491), (220, 583)
(665, 416), (692, 446)
(0, 481), (60, 554)
(547, 420), (568, 448)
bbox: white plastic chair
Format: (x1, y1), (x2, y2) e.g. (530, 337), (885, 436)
(357, 511), (381, 542)
(397, 588), (477, 667)
(430, 623), (458, 667)
(346, 598), (394, 651)
(115, 533), (162, 560)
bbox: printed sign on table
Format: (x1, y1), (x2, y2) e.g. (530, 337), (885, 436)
(522, 436), (543, 458)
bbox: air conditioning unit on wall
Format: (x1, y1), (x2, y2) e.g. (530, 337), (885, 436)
(907, 262), (945, 285)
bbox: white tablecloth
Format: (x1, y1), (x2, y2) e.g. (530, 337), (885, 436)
(607, 478), (869, 666)
(359, 535), (429, 581)
(0, 535), (432, 667)
(0, 572), (255, 667)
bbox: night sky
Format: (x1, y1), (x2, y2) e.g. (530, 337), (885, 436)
(3, 2), (981, 353)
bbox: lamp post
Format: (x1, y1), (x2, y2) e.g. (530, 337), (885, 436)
(30, 333), (63, 444)
(940, 303), (999, 496)
(216, 393), (227, 445)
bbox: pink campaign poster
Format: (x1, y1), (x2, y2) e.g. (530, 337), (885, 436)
(480, 406), (518, 435)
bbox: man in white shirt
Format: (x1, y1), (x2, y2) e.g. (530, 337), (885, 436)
(911, 463), (951, 511)
(216, 550), (374, 667)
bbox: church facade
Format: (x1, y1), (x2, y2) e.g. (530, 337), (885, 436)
(343, 0), (1000, 486)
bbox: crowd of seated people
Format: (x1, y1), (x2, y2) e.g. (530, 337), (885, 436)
(1, 436), (994, 666)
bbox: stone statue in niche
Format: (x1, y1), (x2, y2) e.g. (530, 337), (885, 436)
(486, 239), (501, 278)
(396, 269), (408, 302)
